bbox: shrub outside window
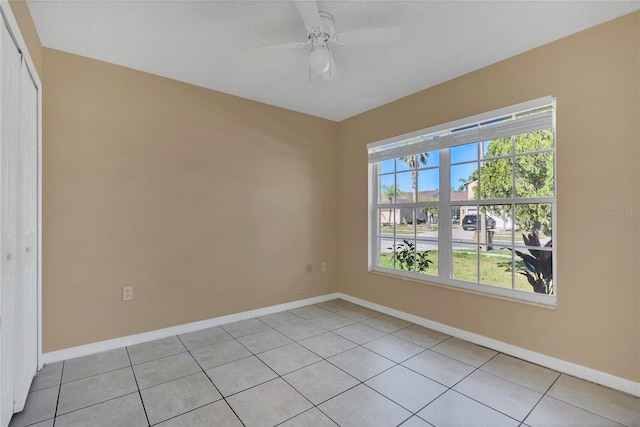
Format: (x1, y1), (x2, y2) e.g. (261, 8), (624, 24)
(368, 97), (556, 305)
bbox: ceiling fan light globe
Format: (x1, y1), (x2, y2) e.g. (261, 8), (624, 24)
(309, 48), (331, 74)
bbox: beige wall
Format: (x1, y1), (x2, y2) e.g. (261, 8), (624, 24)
(42, 49), (339, 351)
(337, 12), (640, 382)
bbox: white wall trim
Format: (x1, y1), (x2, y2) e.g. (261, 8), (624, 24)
(43, 291), (639, 397)
(336, 293), (640, 397)
(42, 293), (339, 364)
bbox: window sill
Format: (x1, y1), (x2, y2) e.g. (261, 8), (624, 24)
(369, 267), (557, 309)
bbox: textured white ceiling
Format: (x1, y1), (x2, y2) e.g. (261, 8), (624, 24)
(28, 1), (639, 121)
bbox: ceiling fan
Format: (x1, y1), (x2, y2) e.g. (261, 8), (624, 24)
(247, 1), (402, 81)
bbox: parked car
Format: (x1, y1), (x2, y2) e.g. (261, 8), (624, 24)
(462, 214), (496, 231)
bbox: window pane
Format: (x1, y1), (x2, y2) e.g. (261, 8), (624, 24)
(451, 163), (478, 200)
(396, 171), (414, 202)
(451, 142), (478, 163)
(515, 152), (554, 198)
(380, 159), (395, 174)
(418, 207), (438, 236)
(379, 174), (395, 204)
(418, 169), (439, 201)
(452, 244), (478, 283)
(456, 206), (478, 243)
(483, 136), (513, 158)
(514, 129), (554, 154)
(483, 205), (513, 247)
(514, 203), (552, 236)
(513, 242), (553, 295)
(451, 205), (461, 225)
(479, 158), (513, 200)
(378, 238), (394, 269)
(479, 249), (514, 289)
(390, 238), (417, 273)
(378, 208), (395, 233)
(424, 150), (440, 167)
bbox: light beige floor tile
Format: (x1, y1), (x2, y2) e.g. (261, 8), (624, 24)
(155, 401), (243, 427)
(258, 311), (303, 328)
(220, 318), (272, 338)
(364, 335), (425, 362)
(62, 348), (130, 383)
(328, 346), (395, 381)
(309, 313), (357, 330)
(525, 396), (622, 427)
(289, 305), (333, 319)
(132, 352), (200, 390)
(237, 329), (293, 354)
(418, 390), (519, 427)
(399, 416), (432, 427)
(431, 337), (497, 367)
(7, 386), (58, 427)
(227, 378), (312, 427)
(548, 374), (640, 427)
(54, 393), (147, 427)
(298, 332), (358, 358)
(402, 350), (475, 387)
(190, 339), (251, 370)
(279, 408), (338, 427)
(11, 419), (53, 427)
(206, 356), (277, 396)
(319, 384), (411, 427)
(333, 322), (387, 344)
(283, 360), (359, 405)
(141, 372), (222, 425)
(30, 363), (63, 391)
(272, 319), (328, 340)
(362, 314), (411, 333)
(57, 367), (137, 415)
(177, 326), (231, 351)
(127, 336), (186, 365)
(257, 342), (321, 375)
(453, 370), (542, 421)
(316, 299), (356, 312)
(365, 365), (446, 412)
(338, 306), (381, 321)
(480, 353), (560, 393)
(392, 325), (450, 348)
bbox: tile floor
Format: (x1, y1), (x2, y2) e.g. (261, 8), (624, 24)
(9, 299), (640, 427)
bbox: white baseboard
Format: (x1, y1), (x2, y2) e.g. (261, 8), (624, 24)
(42, 293), (340, 364)
(337, 293), (640, 398)
(42, 291), (639, 398)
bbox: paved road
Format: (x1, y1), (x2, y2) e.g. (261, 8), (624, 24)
(379, 226), (518, 253)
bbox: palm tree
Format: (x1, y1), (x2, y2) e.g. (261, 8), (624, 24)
(381, 184), (398, 225)
(399, 153), (429, 203)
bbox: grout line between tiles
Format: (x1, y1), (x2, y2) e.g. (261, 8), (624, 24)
(125, 347), (151, 427)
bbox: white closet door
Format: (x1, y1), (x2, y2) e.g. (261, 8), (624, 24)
(0, 18), (21, 427)
(13, 58), (38, 413)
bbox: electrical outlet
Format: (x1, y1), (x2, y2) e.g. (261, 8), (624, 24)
(306, 264), (313, 273)
(123, 286), (133, 301)
(321, 262), (327, 272)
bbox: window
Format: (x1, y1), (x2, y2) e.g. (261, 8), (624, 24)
(368, 97), (556, 305)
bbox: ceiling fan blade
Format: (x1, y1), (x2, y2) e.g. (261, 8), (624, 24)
(246, 41), (308, 54)
(295, 1), (322, 31)
(322, 52), (338, 81)
(333, 25), (402, 45)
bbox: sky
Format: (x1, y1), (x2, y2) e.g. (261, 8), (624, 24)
(379, 142), (482, 196)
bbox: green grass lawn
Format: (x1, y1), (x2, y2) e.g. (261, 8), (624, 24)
(379, 250), (533, 292)
(381, 224), (438, 235)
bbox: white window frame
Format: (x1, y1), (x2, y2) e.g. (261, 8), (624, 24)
(368, 96), (557, 306)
